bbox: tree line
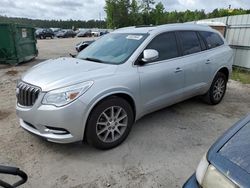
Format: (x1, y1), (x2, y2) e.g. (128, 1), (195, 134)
(0, 0), (250, 29)
(0, 16), (106, 29)
(105, 0), (250, 28)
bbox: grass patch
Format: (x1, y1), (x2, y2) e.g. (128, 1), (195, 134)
(231, 68), (250, 84)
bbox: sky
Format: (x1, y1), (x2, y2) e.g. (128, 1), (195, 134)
(1, 0), (250, 21)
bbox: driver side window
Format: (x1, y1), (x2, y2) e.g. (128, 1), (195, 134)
(146, 32), (179, 62)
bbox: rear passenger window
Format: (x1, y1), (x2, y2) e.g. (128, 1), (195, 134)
(199, 31), (224, 49)
(197, 32), (207, 51)
(179, 31), (201, 55)
(146, 32), (179, 61)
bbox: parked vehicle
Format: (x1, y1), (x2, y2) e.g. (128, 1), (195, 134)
(35, 28), (54, 39)
(50, 28), (62, 35)
(91, 30), (101, 37)
(56, 29), (76, 38)
(100, 30), (109, 36)
(76, 29), (92, 37)
(75, 40), (94, 52)
(183, 114), (250, 188)
(0, 165), (28, 188)
(16, 24), (233, 149)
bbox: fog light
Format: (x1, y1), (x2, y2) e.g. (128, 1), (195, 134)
(44, 126), (69, 135)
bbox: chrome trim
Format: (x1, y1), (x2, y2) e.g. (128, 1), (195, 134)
(17, 82), (41, 107)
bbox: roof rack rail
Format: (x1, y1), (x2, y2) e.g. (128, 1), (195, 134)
(135, 25), (154, 28)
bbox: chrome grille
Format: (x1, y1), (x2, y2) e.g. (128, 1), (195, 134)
(17, 82), (40, 106)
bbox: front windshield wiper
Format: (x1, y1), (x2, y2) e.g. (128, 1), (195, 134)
(82, 57), (104, 63)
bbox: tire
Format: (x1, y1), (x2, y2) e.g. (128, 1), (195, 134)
(86, 96), (134, 150)
(202, 72), (227, 105)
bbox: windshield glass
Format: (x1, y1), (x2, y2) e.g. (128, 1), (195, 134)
(76, 33), (148, 64)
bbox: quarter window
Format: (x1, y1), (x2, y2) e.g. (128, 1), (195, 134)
(199, 31), (224, 49)
(146, 32), (179, 61)
(179, 31), (201, 55)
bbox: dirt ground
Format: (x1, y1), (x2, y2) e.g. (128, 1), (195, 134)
(0, 37), (250, 188)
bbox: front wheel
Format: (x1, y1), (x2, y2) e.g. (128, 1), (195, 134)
(86, 97), (134, 150)
(202, 72), (227, 105)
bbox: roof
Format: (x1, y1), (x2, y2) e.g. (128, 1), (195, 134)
(196, 20), (226, 26)
(113, 23), (213, 34)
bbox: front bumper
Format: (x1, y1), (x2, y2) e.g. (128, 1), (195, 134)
(16, 94), (88, 144)
(20, 119), (74, 143)
(183, 173), (200, 188)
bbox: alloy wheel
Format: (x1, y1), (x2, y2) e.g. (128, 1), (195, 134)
(213, 77), (225, 101)
(96, 106), (128, 143)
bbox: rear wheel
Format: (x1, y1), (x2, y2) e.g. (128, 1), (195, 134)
(86, 97), (134, 150)
(202, 72), (227, 105)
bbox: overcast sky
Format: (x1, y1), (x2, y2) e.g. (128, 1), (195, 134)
(1, 0), (250, 21)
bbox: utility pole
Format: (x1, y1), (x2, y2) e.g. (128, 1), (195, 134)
(225, 4), (231, 38)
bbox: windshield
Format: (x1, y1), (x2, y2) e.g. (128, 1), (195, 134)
(76, 33), (148, 64)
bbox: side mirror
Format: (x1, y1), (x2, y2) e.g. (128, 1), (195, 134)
(142, 49), (159, 63)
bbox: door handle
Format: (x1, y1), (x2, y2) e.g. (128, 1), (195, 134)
(205, 59), (211, 64)
(175, 67), (183, 73)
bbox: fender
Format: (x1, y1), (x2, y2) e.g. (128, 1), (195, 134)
(80, 87), (138, 139)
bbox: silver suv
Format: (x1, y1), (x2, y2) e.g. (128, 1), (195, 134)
(16, 24), (233, 149)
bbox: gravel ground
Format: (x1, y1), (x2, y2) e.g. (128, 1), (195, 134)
(0, 37), (249, 188)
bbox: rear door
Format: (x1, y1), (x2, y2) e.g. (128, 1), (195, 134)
(199, 31), (227, 81)
(177, 31), (210, 97)
(138, 32), (185, 113)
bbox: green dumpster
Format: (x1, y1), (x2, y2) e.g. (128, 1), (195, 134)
(0, 23), (38, 65)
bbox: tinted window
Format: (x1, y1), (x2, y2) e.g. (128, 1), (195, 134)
(197, 32), (207, 51)
(199, 31), (224, 49)
(179, 31), (201, 55)
(146, 32), (179, 61)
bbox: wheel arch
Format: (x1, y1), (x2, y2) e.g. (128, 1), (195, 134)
(82, 91), (137, 141)
(217, 67), (230, 81)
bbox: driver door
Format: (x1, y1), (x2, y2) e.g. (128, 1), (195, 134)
(138, 32), (185, 114)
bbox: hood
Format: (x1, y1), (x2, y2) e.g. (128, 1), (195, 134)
(206, 115), (250, 187)
(22, 57), (117, 91)
(219, 120), (250, 174)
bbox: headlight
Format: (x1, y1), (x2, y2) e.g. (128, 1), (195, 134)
(196, 154), (237, 188)
(196, 154), (209, 185)
(202, 165), (237, 188)
(42, 81), (93, 107)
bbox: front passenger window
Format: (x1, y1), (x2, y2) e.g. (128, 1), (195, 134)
(146, 32), (179, 62)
